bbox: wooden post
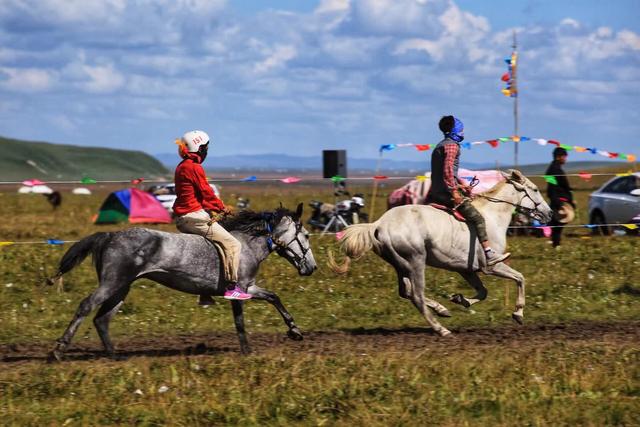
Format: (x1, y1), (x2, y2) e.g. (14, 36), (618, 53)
(368, 152), (383, 221)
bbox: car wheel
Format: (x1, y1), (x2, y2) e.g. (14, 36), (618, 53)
(590, 211), (610, 236)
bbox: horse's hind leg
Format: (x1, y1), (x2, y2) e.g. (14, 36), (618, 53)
(247, 284), (303, 340)
(487, 263), (526, 324)
(402, 261), (451, 336)
(451, 272), (488, 308)
(50, 283), (122, 361)
(396, 274), (450, 317)
(93, 285), (131, 356)
(230, 300), (251, 354)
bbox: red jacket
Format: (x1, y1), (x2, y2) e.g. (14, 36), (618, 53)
(173, 153), (225, 216)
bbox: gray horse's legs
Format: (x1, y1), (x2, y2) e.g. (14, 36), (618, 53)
(247, 284), (303, 340)
(487, 263), (526, 324)
(451, 272), (488, 308)
(50, 285), (122, 360)
(230, 300), (251, 354)
(93, 285), (131, 354)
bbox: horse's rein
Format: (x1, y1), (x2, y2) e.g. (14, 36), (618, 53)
(475, 178), (545, 221)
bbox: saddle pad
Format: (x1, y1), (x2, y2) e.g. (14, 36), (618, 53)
(428, 203), (466, 222)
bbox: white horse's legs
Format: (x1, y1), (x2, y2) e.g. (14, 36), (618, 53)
(487, 263), (526, 324)
(405, 267), (451, 336)
(451, 272), (488, 308)
(399, 276), (451, 317)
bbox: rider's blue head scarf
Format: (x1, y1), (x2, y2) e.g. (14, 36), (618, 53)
(446, 117), (464, 142)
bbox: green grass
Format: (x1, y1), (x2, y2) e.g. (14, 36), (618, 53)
(0, 179), (639, 425)
(0, 136), (168, 181)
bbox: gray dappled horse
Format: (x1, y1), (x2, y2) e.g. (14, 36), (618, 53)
(48, 204), (316, 360)
(330, 170), (553, 336)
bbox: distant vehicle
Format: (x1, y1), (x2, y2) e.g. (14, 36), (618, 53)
(588, 173), (640, 235)
(147, 183), (220, 213)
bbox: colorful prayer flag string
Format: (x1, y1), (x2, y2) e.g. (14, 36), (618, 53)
(378, 137), (636, 162)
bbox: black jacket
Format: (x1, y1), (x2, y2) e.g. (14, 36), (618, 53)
(545, 160), (573, 208)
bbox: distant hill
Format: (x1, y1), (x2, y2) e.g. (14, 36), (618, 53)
(0, 136), (169, 181)
(155, 152), (624, 174)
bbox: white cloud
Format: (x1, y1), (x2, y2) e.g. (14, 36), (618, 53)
(0, 67), (55, 92)
(315, 0), (350, 14)
(254, 45), (297, 74)
(80, 64), (125, 93)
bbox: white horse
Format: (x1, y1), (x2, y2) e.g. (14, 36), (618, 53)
(330, 170), (553, 336)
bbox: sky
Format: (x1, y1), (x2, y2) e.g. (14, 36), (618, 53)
(0, 0), (638, 165)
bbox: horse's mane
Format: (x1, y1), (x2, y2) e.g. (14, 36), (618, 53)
(472, 180), (507, 208)
(219, 208), (297, 236)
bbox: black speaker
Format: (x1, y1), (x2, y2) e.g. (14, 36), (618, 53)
(323, 150), (347, 178)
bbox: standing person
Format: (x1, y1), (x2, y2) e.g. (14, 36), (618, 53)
(426, 115), (510, 266)
(173, 130), (251, 304)
(545, 147), (574, 248)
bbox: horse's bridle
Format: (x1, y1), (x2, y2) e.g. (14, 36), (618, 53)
(264, 215), (310, 269)
(476, 177), (547, 222)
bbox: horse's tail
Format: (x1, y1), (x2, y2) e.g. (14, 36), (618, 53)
(46, 232), (112, 286)
(328, 223), (379, 274)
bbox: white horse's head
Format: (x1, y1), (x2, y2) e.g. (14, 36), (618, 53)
(500, 170), (554, 223)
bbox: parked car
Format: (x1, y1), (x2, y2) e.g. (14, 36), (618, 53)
(588, 173), (640, 235)
(147, 183), (220, 213)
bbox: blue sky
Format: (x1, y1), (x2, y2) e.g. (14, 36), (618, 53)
(0, 0), (638, 165)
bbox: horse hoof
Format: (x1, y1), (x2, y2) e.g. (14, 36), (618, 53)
(108, 353), (128, 361)
(437, 328), (452, 337)
(450, 294), (470, 308)
(47, 350), (63, 363)
(287, 328), (304, 341)
(436, 308), (452, 318)
(512, 313), (524, 325)
(240, 345), (252, 355)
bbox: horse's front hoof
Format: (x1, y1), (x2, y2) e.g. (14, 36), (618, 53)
(450, 294), (470, 308)
(240, 345), (252, 355)
(47, 350), (63, 363)
(287, 328), (304, 341)
(512, 313), (524, 325)
(108, 352), (128, 361)
(437, 328), (452, 337)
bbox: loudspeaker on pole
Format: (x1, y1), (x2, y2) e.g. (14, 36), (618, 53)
(322, 150), (347, 178)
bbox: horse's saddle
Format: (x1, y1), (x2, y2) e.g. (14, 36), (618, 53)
(427, 203), (466, 222)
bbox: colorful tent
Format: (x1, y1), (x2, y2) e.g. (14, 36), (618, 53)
(95, 188), (171, 224)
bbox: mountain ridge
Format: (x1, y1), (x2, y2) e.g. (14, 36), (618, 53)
(0, 136), (169, 181)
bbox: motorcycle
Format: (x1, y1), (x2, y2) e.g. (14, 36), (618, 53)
(307, 194), (369, 232)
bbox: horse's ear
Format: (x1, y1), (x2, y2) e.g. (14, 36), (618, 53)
(511, 169), (525, 182)
(295, 202), (303, 220)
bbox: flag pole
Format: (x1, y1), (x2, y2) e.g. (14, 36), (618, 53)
(512, 30), (519, 168)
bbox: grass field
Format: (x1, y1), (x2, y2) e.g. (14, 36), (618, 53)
(0, 175), (638, 426)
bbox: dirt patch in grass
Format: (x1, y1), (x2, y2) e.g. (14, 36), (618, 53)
(2, 320), (638, 363)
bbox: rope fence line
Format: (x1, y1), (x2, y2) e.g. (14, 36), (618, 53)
(1, 222), (637, 247)
(0, 171), (637, 186)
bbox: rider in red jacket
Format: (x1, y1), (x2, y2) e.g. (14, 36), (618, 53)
(174, 130), (252, 303)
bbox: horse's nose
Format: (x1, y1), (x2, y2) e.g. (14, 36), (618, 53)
(313, 265), (318, 271)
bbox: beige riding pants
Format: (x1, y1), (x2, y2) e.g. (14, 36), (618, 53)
(175, 209), (241, 283)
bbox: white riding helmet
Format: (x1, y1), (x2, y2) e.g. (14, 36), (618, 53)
(182, 130), (210, 153)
